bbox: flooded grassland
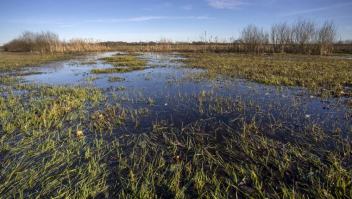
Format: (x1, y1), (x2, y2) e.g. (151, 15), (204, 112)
(0, 51), (352, 198)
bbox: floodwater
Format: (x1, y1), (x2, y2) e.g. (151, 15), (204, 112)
(17, 52), (352, 148)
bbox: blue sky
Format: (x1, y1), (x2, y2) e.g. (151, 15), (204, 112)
(0, 0), (351, 45)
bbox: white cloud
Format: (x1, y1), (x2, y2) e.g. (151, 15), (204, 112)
(182, 5), (193, 10)
(278, 2), (352, 16)
(128, 16), (167, 22)
(207, 0), (251, 10)
(85, 16), (216, 23)
(174, 16), (216, 20)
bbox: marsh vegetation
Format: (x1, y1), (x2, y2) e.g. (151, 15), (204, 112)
(4, 18), (351, 56)
(3, 31), (109, 53)
(0, 50), (351, 198)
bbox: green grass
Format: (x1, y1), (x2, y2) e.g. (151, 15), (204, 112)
(0, 83), (113, 198)
(99, 56), (138, 62)
(108, 76), (123, 82)
(0, 52), (70, 72)
(92, 66), (145, 74)
(96, 55), (147, 73)
(101, 119), (352, 198)
(0, 75), (21, 85)
(15, 71), (42, 76)
(112, 60), (147, 67)
(331, 52), (352, 56)
(0, 51), (351, 198)
(180, 53), (352, 96)
(80, 60), (97, 65)
(86, 76), (100, 82)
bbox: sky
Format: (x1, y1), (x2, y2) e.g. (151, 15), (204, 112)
(0, 0), (351, 45)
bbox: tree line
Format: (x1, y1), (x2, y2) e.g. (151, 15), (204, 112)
(2, 18), (349, 55)
(237, 18), (338, 55)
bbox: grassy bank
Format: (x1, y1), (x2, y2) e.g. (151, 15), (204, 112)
(92, 66), (145, 74)
(179, 53), (352, 97)
(0, 52), (70, 72)
(93, 54), (147, 74)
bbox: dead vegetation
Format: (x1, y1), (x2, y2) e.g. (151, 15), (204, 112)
(3, 31), (109, 53)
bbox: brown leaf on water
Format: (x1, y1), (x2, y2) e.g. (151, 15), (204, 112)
(172, 156), (180, 164)
(110, 155), (120, 160)
(238, 176), (248, 186)
(254, 147), (268, 155)
(76, 131), (84, 137)
(240, 185), (256, 194)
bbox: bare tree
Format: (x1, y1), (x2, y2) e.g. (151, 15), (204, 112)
(317, 20), (337, 55)
(291, 18), (317, 54)
(240, 24), (269, 53)
(18, 31), (36, 52)
(271, 22), (291, 53)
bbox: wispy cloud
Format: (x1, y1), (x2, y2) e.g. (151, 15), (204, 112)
(278, 2), (352, 16)
(175, 16), (216, 20)
(85, 16), (216, 23)
(182, 5), (193, 10)
(128, 16), (167, 22)
(207, 0), (251, 10)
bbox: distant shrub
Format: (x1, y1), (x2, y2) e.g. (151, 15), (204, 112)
(3, 30), (108, 53)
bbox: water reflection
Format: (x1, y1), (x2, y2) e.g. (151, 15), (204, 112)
(20, 51), (352, 148)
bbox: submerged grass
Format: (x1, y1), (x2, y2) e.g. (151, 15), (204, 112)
(103, 120), (352, 198)
(0, 51), (351, 198)
(0, 83), (110, 198)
